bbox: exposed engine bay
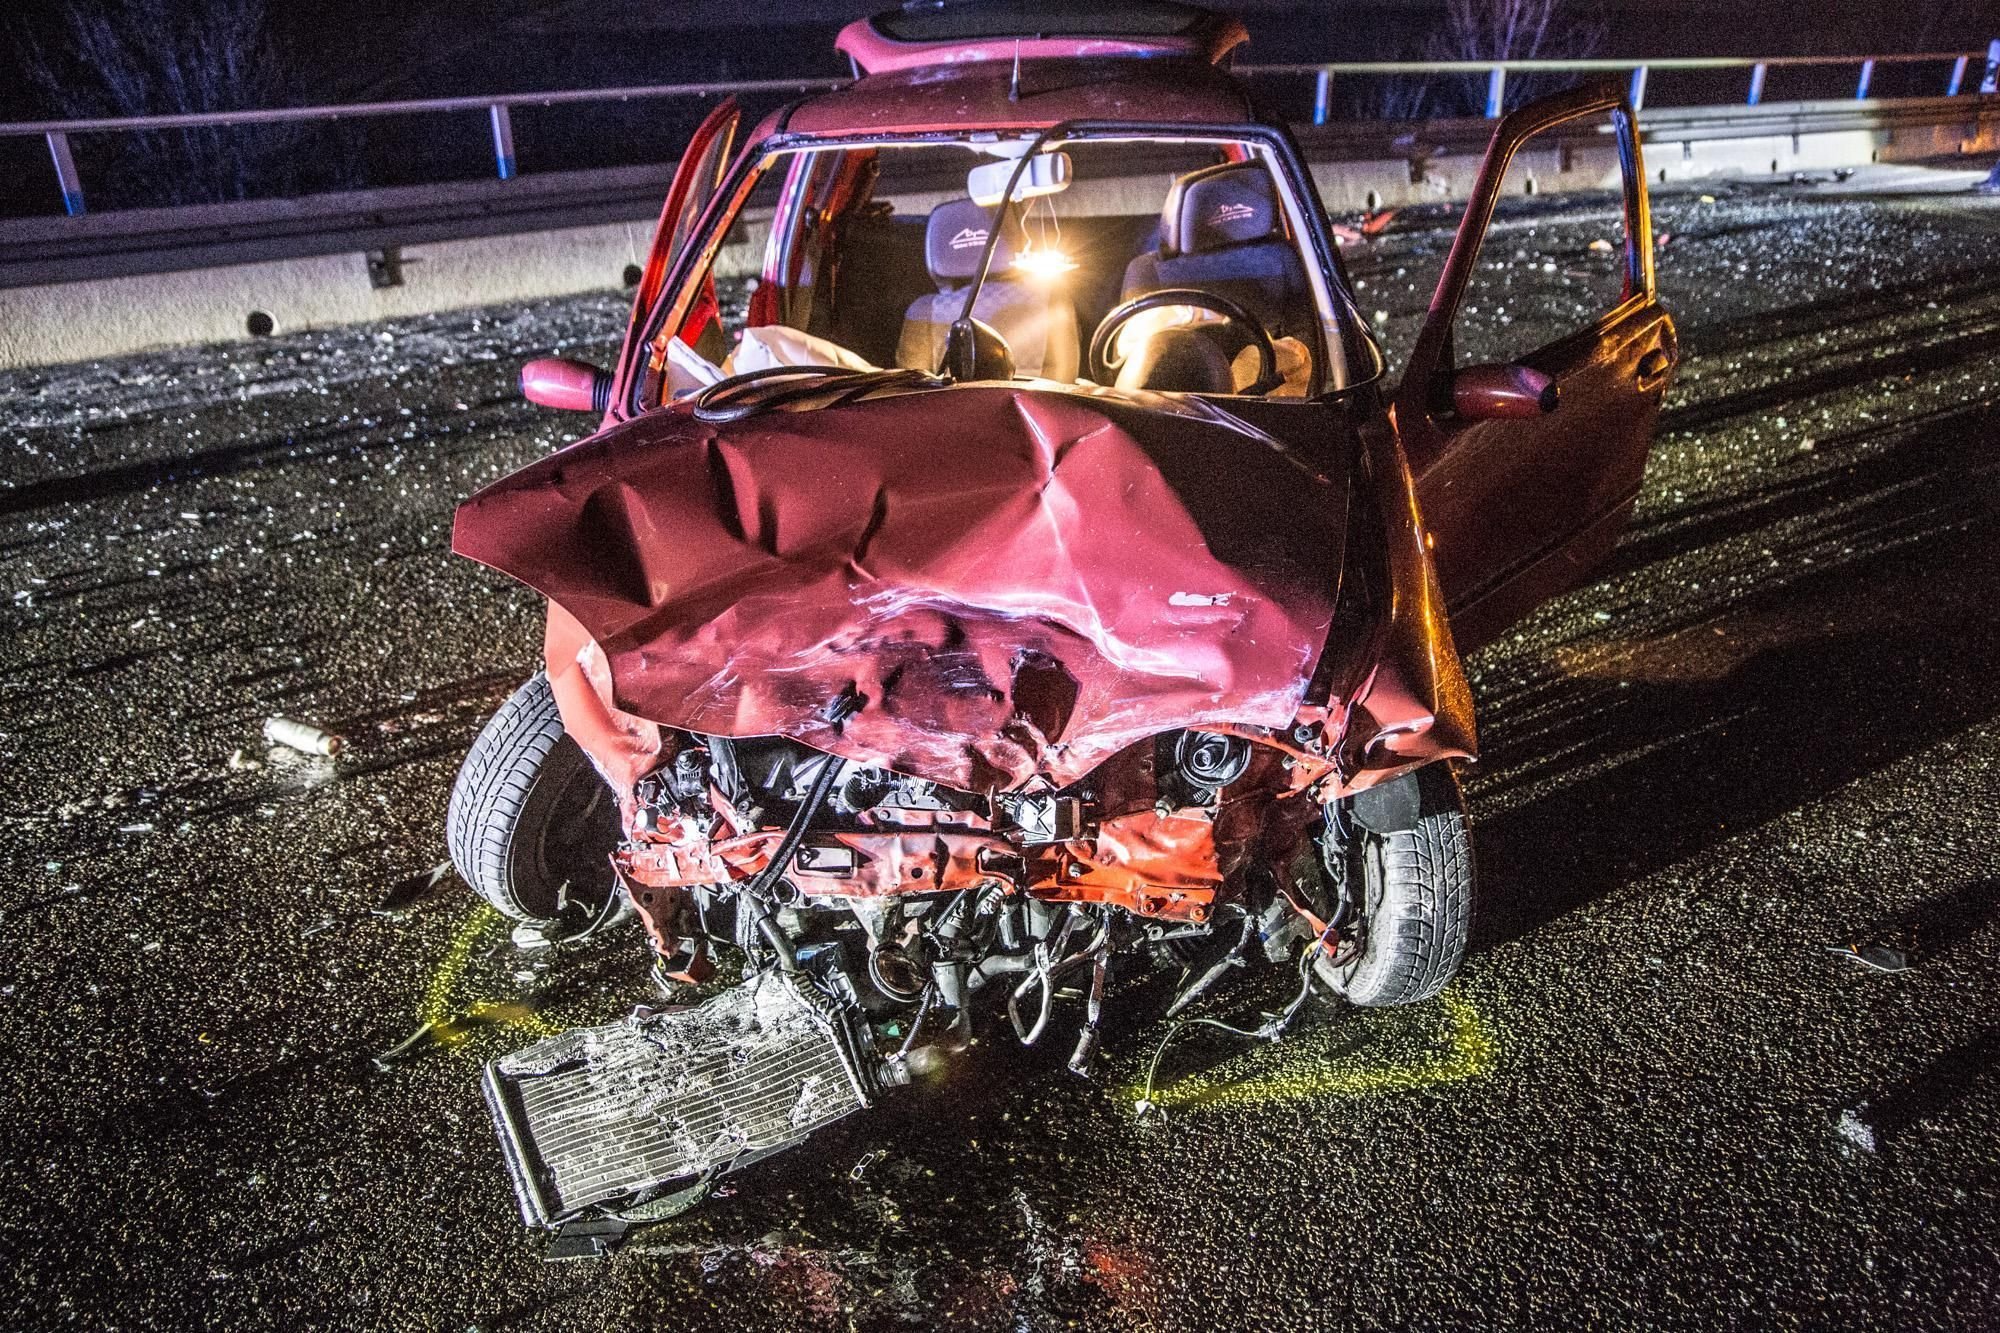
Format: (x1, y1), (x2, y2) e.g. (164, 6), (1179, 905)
(485, 720), (1377, 1239)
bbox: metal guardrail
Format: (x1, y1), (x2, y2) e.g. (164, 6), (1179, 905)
(3, 44), (1996, 217)
(1260, 44), (2000, 122)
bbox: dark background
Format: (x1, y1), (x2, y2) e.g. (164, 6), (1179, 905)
(2, 0), (1996, 215)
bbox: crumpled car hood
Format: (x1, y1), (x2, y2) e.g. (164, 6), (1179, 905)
(454, 384), (1353, 791)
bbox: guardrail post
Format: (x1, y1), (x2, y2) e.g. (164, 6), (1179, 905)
(1627, 65), (1648, 110)
(45, 130), (85, 215)
(1746, 62), (1767, 106)
(489, 103), (516, 180)
(1983, 38), (2000, 94)
(1313, 69), (1332, 125)
(1948, 55), (1969, 94)
(1485, 65), (1506, 117)
(1854, 59), (1875, 99)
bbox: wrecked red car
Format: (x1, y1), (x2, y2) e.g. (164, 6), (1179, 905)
(445, 0), (1675, 1241)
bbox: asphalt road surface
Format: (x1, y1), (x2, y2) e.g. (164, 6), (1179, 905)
(3, 177), (1998, 1331)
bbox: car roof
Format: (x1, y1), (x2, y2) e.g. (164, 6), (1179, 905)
(834, 1), (1248, 75)
(769, 54), (1257, 141)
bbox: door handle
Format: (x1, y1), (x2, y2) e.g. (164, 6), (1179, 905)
(1635, 348), (1672, 388)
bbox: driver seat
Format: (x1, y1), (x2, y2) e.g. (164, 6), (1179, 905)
(896, 199), (1080, 381)
(1115, 163), (1312, 391)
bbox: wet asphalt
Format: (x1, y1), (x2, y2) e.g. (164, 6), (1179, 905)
(2, 179), (1998, 1331)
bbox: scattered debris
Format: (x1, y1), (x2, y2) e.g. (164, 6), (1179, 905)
(1825, 942), (1912, 974)
(1834, 1103), (1878, 1153)
(1588, 238), (1615, 253)
(545, 1217), (632, 1263)
(372, 1020), (440, 1070)
(225, 748), (262, 772)
(264, 716), (343, 757)
(373, 861), (452, 917)
(848, 1149), (888, 1182)
(510, 921), (556, 951)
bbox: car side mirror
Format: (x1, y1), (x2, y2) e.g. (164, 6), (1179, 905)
(1451, 363), (1558, 420)
(521, 357), (611, 413)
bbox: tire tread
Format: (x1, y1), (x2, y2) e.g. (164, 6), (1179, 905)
(447, 674), (572, 921)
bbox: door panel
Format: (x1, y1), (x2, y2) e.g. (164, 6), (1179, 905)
(1394, 86), (1677, 654)
(609, 99), (739, 413)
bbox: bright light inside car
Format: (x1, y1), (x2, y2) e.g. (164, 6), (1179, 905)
(1011, 247), (1077, 281)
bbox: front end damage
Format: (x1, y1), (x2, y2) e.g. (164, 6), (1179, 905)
(453, 381), (1474, 1233)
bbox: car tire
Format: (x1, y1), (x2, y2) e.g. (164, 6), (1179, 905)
(1319, 762), (1473, 1007)
(447, 673), (620, 923)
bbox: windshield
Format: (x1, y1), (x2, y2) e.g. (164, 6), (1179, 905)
(631, 129), (1380, 411)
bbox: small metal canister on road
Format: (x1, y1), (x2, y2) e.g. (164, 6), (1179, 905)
(264, 716), (343, 756)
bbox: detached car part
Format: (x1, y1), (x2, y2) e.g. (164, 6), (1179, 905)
(486, 974), (881, 1229)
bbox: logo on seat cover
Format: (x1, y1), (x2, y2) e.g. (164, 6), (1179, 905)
(948, 227), (989, 250)
(1211, 202), (1257, 225)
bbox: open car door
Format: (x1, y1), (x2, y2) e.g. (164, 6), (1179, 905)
(1394, 85), (1677, 654)
(608, 98), (739, 416)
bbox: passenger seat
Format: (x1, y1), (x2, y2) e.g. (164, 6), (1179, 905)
(896, 199), (1080, 381)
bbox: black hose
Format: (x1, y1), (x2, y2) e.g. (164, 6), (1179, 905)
(740, 754), (843, 973)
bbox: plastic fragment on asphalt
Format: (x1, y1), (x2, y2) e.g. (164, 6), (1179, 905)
(374, 860), (451, 917)
(265, 716), (343, 756)
(372, 1019), (440, 1070)
(1824, 942), (1911, 974)
(511, 922), (555, 951)
(545, 1218), (630, 1262)
(1588, 238), (1614, 253)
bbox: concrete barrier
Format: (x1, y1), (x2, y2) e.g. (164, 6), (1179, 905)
(2, 97), (1995, 369)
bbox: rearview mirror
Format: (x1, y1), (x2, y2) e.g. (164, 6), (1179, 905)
(1452, 363), (1558, 420)
(967, 151), (1071, 207)
(521, 357), (611, 413)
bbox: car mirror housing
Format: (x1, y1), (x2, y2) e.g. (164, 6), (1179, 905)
(521, 357), (611, 413)
(1451, 363), (1558, 420)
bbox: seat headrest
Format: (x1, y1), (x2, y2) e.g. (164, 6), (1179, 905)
(1163, 163), (1282, 257)
(926, 199), (1018, 285)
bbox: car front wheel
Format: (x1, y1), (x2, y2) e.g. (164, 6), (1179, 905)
(446, 673), (619, 922)
(1316, 761), (1474, 1007)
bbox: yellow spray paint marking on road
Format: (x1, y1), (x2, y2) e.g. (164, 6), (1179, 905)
(419, 902), (561, 1051)
(1136, 990), (1496, 1112)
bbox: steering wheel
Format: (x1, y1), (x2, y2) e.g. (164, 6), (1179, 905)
(1088, 288), (1282, 395)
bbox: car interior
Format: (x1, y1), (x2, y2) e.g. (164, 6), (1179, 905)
(652, 138), (1331, 404)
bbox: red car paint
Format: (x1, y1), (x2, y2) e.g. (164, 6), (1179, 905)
(833, 7), (1247, 77)
(453, 52), (1670, 939)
